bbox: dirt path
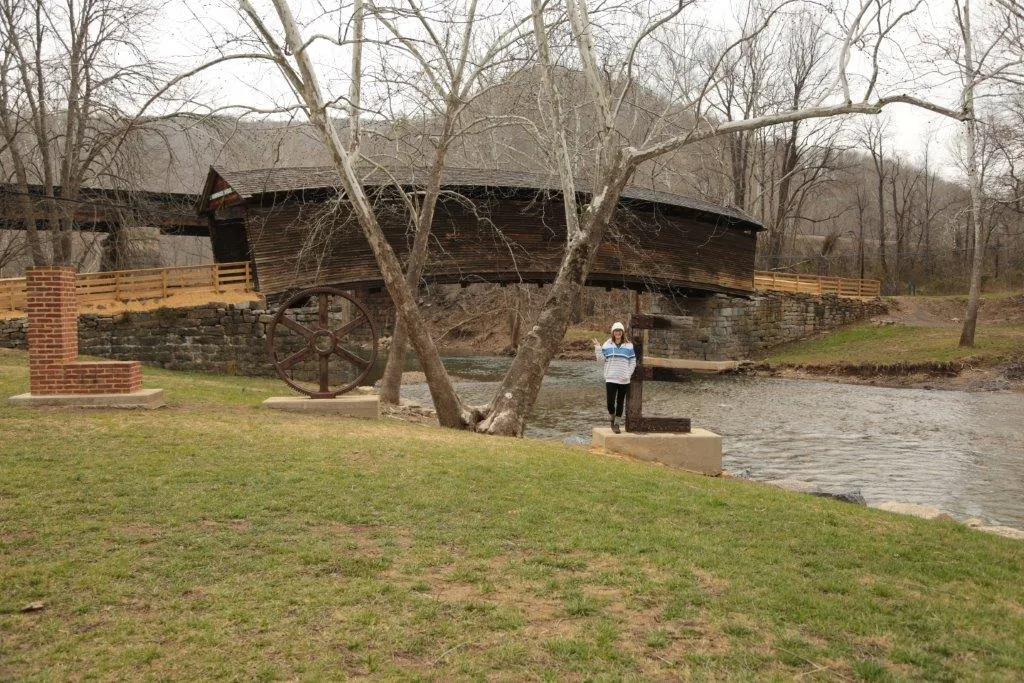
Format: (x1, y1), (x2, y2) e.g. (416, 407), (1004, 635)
(881, 297), (950, 327)
(880, 294), (1024, 327)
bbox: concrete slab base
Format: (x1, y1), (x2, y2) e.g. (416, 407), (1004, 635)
(592, 426), (722, 475)
(263, 394), (380, 419)
(8, 388), (166, 409)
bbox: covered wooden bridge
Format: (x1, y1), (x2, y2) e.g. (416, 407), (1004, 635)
(196, 166), (763, 297)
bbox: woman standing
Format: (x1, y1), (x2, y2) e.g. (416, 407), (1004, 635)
(593, 321), (636, 433)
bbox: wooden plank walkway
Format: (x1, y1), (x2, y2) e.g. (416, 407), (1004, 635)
(0, 262), (253, 315)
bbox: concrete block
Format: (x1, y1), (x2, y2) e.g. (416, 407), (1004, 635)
(873, 501), (943, 520)
(263, 394), (380, 419)
(592, 426), (722, 475)
(8, 388), (166, 409)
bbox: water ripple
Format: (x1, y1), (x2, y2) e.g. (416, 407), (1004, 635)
(400, 357), (1024, 528)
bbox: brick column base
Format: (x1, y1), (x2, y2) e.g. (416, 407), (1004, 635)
(26, 267), (142, 395)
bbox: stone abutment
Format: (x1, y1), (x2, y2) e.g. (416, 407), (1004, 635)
(0, 291), (887, 374)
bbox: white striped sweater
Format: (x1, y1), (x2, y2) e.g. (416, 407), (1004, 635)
(595, 339), (636, 384)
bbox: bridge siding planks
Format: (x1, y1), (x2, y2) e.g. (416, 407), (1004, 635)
(217, 192), (756, 296)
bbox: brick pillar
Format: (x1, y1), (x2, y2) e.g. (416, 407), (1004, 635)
(23, 266), (143, 396)
(26, 267), (79, 395)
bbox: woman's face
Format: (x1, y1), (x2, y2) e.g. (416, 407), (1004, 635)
(612, 329), (622, 343)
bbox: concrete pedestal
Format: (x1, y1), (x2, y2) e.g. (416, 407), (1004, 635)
(263, 394), (380, 419)
(8, 388), (166, 409)
(591, 426), (722, 475)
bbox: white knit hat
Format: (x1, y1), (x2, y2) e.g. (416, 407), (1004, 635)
(611, 321), (625, 333)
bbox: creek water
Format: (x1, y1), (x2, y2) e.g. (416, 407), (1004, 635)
(396, 355), (1024, 530)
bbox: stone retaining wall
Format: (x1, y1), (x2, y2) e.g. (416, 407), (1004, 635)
(648, 292), (888, 360)
(0, 300), (384, 377)
(0, 291), (887, 373)
(1, 302), (276, 375)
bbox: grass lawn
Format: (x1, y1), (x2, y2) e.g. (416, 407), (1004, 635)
(763, 322), (1024, 367)
(1, 348), (1022, 679)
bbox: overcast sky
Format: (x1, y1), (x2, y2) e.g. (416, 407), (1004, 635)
(154, 0), (977, 180)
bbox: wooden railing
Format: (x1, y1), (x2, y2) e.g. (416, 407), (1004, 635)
(753, 271), (881, 298)
(0, 262), (253, 314)
(0, 277), (27, 313)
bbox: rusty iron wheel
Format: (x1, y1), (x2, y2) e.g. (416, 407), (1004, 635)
(267, 286), (379, 398)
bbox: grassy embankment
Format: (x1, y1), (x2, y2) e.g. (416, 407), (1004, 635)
(764, 321), (1024, 366)
(764, 294), (1024, 368)
(1, 348), (1022, 679)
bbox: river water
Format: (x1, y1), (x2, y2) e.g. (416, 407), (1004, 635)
(397, 356), (1024, 530)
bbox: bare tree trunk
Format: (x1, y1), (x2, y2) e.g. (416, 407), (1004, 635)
(13, 179), (45, 264)
(875, 154), (888, 282)
(52, 212), (74, 266)
(959, 0), (984, 347)
(507, 285), (524, 353)
(251, 0), (472, 427)
(477, 173), (629, 435)
(379, 155), (446, 405)
(959, 115), (985, 346)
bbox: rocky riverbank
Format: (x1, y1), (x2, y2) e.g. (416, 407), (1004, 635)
(735, 476), (1024, 540)
(763, 360), (1024, 393)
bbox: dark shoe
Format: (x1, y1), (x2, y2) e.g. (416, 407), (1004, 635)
(611, 421), (621, 434)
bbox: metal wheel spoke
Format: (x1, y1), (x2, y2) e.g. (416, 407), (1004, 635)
(269, 286), (379, 399)
(333, 343), (370, 369)
(279, 315), (315, 339)
(279, 345), (315, 370)
(318, 293), (330, 329)
(332, 313), (367, 339)
(319, 355), (330, 393)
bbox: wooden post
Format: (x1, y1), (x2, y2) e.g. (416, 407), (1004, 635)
(244, 261), (252, 291)
(212, 264), (220, 293)
(625, 323), (643, 432)
(162, 269), (169, 298)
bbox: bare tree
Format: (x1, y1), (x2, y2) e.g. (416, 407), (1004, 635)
(365, 0), (534, 405)
(472, 0), (943, 435)
(713, 8), (847, 271)
(237, 0), (481, 429)
(855, 117), (891, 281)
(0, 229), (24, 277)
(0, 0), (187, 266)
(912, 0), (1024, 343)
(225, 0), (974, 435)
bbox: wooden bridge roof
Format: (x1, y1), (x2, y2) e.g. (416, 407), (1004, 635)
(199, 165), (763, 232)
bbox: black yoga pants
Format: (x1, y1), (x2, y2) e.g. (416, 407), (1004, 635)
(605, 382), (629, 417)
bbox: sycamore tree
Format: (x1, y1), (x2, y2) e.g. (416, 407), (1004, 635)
(361, 0), (536, 405)
(947, 0), (1024, 346)
(221, 0), (965, 435)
